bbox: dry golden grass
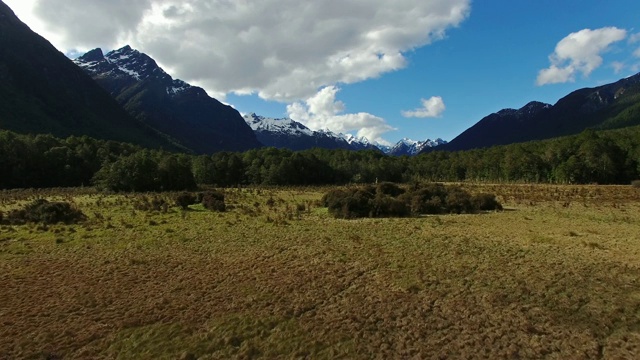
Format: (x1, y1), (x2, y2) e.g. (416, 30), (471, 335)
(0, 184), (639, 359)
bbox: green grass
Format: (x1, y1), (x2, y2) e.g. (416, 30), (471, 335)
(0, 184), (639, 358)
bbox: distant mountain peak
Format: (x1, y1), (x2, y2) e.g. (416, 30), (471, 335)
(77, 48), (104, 63)
(388, 138), (447, 156)
(74, 46), (261, 153)
(243, 114), (380, 151)
(74, 45), (196, 97)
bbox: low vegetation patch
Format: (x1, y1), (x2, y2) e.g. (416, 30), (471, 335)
(1, 185), (639, 359)
(2, 199), (86, 225)
(175, 192), (198, 210)
(201, 191), (226, 212)
(321, 182), (502, 219)
(133, 195), (169, 212)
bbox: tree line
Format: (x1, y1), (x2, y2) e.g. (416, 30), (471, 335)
(1, 126), (639, 191)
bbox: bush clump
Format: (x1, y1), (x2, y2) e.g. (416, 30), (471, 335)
(4, 199), (87, 225)
(322, 188), (374, 219)
(201, 191), (226, 212)
(175, 192), (197, 210)
(472, 193), (503, 211)
(321, 183), (502, 219)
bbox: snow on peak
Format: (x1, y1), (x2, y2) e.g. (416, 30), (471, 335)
(243, 113), (445, 154)
(75, 45), (196, 98)
(398, 137), (418, 146)
(243, 113), (314, 137)
(166, 79), (191, 95)
(387, 137), (447, 155)
(75, 45), (171, 83)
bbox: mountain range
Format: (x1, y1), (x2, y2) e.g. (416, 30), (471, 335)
(431, 73), (640, 152)
(2, 0), (640, 157)
(243, 113), (374, 151)
(243, 113), (446, 154)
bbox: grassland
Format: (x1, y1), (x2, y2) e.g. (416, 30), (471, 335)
(1, 184), (639, 359)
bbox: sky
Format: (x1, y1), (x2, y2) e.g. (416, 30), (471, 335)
(5, 0), (640, 145)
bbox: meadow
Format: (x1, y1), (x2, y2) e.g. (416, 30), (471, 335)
(1, 184), (639, 359)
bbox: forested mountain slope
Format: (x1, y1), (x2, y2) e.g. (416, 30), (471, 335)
(0, 1), (179, 150)
(433, 73), (640, 152)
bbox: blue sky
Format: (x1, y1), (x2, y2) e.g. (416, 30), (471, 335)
(6, 0), (640, 145)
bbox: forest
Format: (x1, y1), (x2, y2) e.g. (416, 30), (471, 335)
(1, 124), (639, 191)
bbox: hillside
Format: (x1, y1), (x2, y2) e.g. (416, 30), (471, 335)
(74, 46), (262, 154)
(433, 73), (640, 152)
(0, 1), (179, 150)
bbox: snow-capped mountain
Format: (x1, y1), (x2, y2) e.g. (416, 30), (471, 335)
(388, 138), (448, 156)
(243, 113), (379, 151)
(75, 46), (196, 98)
(74, 46), (261, 153)
(243, 113), (445, 154)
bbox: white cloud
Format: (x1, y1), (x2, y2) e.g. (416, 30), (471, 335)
(634, 48), (640, 58)
(15, 0), (470, 102)
(629, 33), (640, 44)
(536, 27), (627, 86)
(611, 61), (625, 74)
(402, 96), (446, 118)
(287, 86), (395, 144)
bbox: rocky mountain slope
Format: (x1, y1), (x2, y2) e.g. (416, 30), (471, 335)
(74, 46), (262, 153)
(0, 1), (178, 150)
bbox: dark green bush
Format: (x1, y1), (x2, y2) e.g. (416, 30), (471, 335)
(175, 192), (197, 210)
(445, 187), (474, 214)
(376, 182), (405, 197)
(322, 188), (375, 219)
(5, 199), (86, 225)
(404, 183), (448, 214)
(472, 193), (503, 211)
(202, 191), (226, 212)
(371, 194), (410, 217)
(321, 182), (502, 218)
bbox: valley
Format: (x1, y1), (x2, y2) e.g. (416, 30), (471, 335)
(1, 184), (639, 358)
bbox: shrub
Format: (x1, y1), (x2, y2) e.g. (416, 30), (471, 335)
(376, 182), (405, 197)
(632, 180), (640, 188)
(323, 188), (374, 219)
(444, 187), (474, 214)
(403, 184), (448, 215)
(371, 195), (410, 217)
(202, 191), (226, 212)
(472, 193), (503, 211)
(5, 199), (86, 225)
(321, 182), (502, 218)
(175, 192), (197, 210)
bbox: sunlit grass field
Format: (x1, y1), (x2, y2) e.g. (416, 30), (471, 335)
(1, 184), (639, 359)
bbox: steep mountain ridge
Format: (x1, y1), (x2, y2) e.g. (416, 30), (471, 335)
(434, 73), (640, 152)
(0, 1), (179, 150)
(243, 113), (379, 151)
(74, 46), (262, 154)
